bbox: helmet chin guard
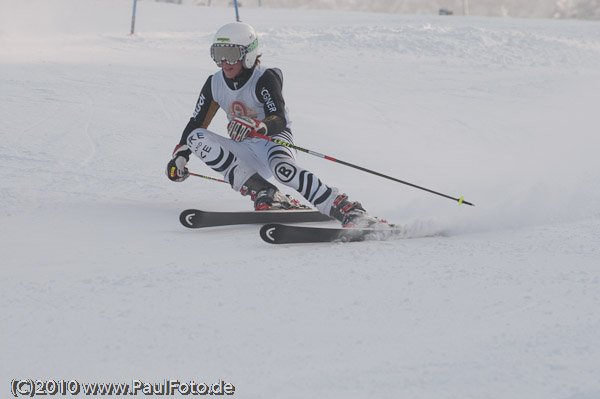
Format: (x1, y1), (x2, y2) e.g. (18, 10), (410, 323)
(212, 22), (259, 69)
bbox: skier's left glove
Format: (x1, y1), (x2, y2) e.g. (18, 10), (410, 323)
(227, 116), (267, 142)
(166, 144), (191, 182)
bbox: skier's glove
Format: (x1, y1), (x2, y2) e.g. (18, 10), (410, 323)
(166, 144), (191, 182)
(227, 116), (267, 142)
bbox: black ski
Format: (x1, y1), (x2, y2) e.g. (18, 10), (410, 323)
(260, 223), (404, 244)
(180, 209), (332, 229)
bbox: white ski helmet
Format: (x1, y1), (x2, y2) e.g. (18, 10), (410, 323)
(210, 22), (259, 69)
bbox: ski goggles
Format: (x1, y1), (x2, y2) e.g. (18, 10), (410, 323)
(210, 39), (258, 66)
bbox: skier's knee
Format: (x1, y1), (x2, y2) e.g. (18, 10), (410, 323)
(186, 128), (218, 159)
(272, 159), (298, 184)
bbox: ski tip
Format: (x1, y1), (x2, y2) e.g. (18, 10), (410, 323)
(260, 223), (280, 244)
(179, 209), (200, 228)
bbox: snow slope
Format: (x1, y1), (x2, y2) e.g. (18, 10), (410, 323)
(1, 1), (600, 398)
(191, 0), (600, 20)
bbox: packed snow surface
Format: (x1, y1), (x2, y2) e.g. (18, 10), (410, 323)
(1, 0), (600, 398)
(187, 0), (600, 20)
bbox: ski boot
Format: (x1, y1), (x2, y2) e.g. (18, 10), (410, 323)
(329, 193), (389, 228)
(240, 173), (307, 211)
(253, 188), (308, 211)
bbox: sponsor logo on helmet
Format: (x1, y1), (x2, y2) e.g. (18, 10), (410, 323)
(216, 37), (230, 42)
(246, 38), (258, 52)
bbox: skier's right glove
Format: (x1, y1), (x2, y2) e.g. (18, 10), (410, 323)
(227, 116), (267, 142)
(166, 144), (191, 182)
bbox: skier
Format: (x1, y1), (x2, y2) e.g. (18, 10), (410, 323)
(166, 22), (385, 228)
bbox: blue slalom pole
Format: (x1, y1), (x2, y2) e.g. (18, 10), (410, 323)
(233, 0), (240, 21)
(130, 0), (137, 35)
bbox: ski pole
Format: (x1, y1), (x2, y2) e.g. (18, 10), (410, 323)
(250, 132), (474, 206)
(189, 172), (227, 183)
